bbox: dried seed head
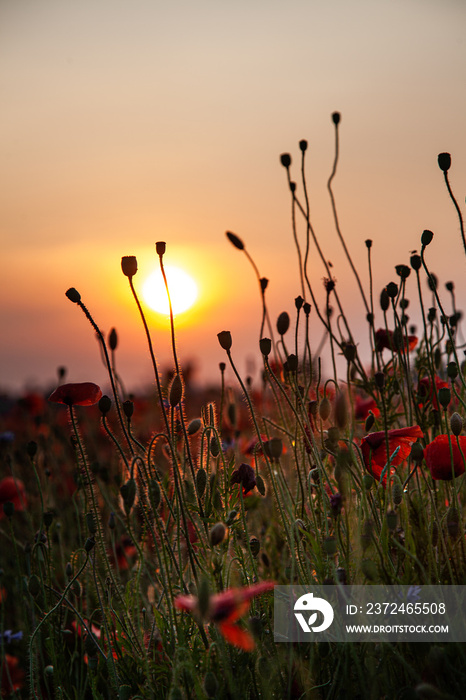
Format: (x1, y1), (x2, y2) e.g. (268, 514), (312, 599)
(332, 111), (341, 125)
(280, 153), (291, 168)
(395, 264), (411, 280)
(121, 256), (138, 277)
(226, 231), (244, 250)
(365, 239), (372, 249)
(260, 277), (268, 292)
(295, 295), (304, 310)
(427, 273), (438, 291)
(410, 253), (422, 271)
(303, 302), (311, 316)
(156, 241), (166, 256)
(386, 282), (398, 299)
(259, 338), (272, 357)
(421, 229), (434, 247)
(438, 152), (451, 173)
(65, 287), (81, 303)
(299, 139), (308, 152)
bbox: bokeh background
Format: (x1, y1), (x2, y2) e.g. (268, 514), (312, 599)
(2, 0), (466, 394)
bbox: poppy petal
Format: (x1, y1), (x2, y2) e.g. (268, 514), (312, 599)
(218, 622), (255, 651)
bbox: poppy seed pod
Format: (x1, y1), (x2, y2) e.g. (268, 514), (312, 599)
(65, 287), (81, 304)
(217, 330), (232, 351)
(332, 112), (341, 125)
(421, 229), (434, 247)
(386, 282), (398, 299)
(259, 338), (272, 357)
(121, 256), (138, 277)
(299, 139), (308, 152)
(276, 312), (290, 335)
(98, 395), (112, 415)
(438, 152), (451, 172)
(123, 400), (134, 418)
(365, 239), (372, 249)
(395, 265), (410, 280)
(260, 277), (268, 292)
(226, 231), (244, 250)
(156, 241), (166, 256)
(280, 153), (291, 168)
(410, 254), (422, 271)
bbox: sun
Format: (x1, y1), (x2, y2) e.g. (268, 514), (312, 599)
(142, 266), (198, 315)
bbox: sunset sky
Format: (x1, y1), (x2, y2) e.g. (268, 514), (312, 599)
(2, 0), (466, 395)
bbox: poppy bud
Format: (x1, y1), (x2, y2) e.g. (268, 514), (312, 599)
(447, 361), (458, 380)
(28, 574), (41, 597)
(259, 338), (272, 357)
(365, 412), (375, 432)
(277, 312), (290, 335)
(286, 354), (298, 372)
(264, 437), (283, 461)
(392, 481), (403, 505)
(303, 302), (311, 316)
(226, 231), (244, 250)
(280, 153), (291, 168)
(65, 562), (73, 578)
(322, 536), (337, 555)
(65, 287), (81, 303)
(427, 273), (438, 291)
(256, 473), (266, 496)
(410, 254), (422, 271)
(156, 241), (166, 256)
(249, 536), (260, 557)
(295, 295), (304, 310)
(362, 474), (374, 490)
(196, 468), (207, 497)
(421, 229), (434, 247)
(217, 331), (232, 351)
(108, 328), (118, 350)
(27, 441), (37, 458)
(386, 509), (397, 531)
(108, 512), (116, 530)
(210, 436), (220, 457)
(374, 371), (385, 390)
(410, 441), (424, 465)
(86, 512), (97, 534)
(332, 112), (341, 125)
(123, 399), (134, 418)
(450, 412), (463, 437)
(84, 536), (95, 553)
(187, 418), (201, 435)
(169, 374), (183, 407)
(149, 480), (161, 510)
(209, 522), (226, 546)
(386, 282), (398, 299)
(438, 387), (451, 410)
(121, 256), (138, 277)
(446, 506), (460, 539)
(43, 511), (54, 528)
(380, 289), (389, 311)
(120, 479), (136, 515)
(319, 397), (331, 421)
(438, 152), (451, 172)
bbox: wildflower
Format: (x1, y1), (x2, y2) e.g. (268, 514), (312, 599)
(424, 435), (466, 480)
(0, 477), (27, 519)
(0, 630), (23, 644)
(231, 463), (256, 494)
(418, 376), (449, 411)
(361, 426), (423, 485)
(1, 654), (25, 694)
(374, 328), (417, 353)
(354, 396), (380, 421)
(48, 382), (103, 407)
(175, 581), (275, 651)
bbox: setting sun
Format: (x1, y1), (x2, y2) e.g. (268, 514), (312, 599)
(142, 265), (198, 315)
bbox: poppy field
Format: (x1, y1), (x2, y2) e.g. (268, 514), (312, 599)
(2, 116), (466, 698)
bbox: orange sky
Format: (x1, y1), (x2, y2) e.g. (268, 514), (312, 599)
(1, 0), (466, 394)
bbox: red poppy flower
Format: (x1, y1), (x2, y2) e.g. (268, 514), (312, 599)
(424, 435), (466, 480)
(48, 382), (102, 407)
(231, 463), (257, 494)
(375, 329), (418, 353)
(175, 581), (275, 651)
(1, 654), (25, 694)
(0, 477), (27, 519)
(361, 425), (423, 485)
(418, 376), (449, 411)
(355, 396), (380, 420)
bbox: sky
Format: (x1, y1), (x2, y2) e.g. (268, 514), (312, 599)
(1, 0), (466, 395)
